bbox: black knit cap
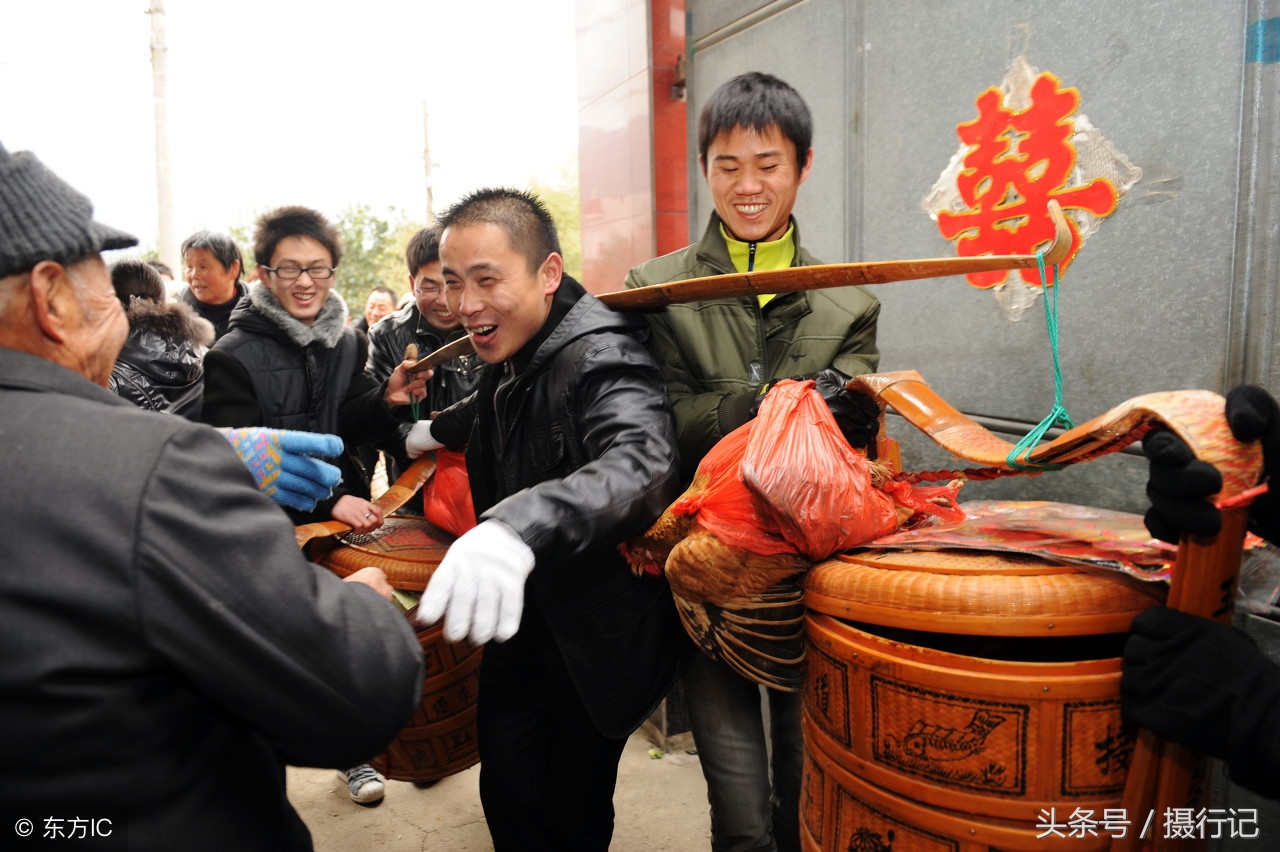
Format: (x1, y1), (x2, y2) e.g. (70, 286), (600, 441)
(0, 140), (137, 278)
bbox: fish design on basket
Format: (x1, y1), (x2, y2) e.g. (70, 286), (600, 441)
(901, 710), (1006, 762)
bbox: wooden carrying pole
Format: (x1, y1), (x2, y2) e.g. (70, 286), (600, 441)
(1112, 506), (1251, 852)
(293, 454), (436, 548)
(408, 201), (1073, 374)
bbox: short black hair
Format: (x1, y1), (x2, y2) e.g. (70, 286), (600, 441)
(146, 259), (174, 279)
(253, 206), (343, 269)
(367, 285), (398, 302)
(698, 72), (813, 167)
(179, 230), (243, 280)
(110, 257), (165, 307)
(405, 225), (442, 275)
(437, 188), (560, 274)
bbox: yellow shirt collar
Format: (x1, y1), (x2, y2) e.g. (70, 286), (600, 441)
(721, 223), (796, 307)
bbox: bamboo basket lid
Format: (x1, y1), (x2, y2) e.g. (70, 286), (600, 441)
(308, 516), (455, 592)
(804, 549), (1165, 637)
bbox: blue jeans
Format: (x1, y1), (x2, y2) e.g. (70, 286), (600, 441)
(683, 651), (803, 852)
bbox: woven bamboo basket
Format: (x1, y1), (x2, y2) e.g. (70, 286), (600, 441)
(802, 704), (1115, 851)
(307, 516), (481, 784)
(790, 375), (1265, 852)
(803, 547), (1167, 844)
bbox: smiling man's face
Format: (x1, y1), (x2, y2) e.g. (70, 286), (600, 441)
(262, 235), (334, 326)
(440, 222), (559, 365)
(701, 122), (812, 243)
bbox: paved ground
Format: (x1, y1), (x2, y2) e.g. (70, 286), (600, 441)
(288, 731), (711, 851)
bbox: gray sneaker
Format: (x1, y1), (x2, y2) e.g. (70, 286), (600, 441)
(339, 763), (385, 806)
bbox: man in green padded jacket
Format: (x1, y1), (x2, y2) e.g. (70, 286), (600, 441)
(624, 71), (880, 852)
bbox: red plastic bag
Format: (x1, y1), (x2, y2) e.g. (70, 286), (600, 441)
(421, 449), (477, 538)
(668, 379), (964, 564)
(673, 379), (903, 562)
(741, 380), (901, 560)
(670, 424), (798, 557)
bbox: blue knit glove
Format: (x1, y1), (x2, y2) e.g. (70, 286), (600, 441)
(225, 428), (344, 512)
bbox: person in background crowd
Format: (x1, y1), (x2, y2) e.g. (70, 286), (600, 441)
(200, 204), (427, 807)
(404, 187), (689, 850)
(108, 257), (214, 418)
(0, 138), (424, 852)
(1126, 384), (1280, 800)
(351, 282), (404, 480)
(146, 258), (184, 301)
(147, 258), (174, 279)
(351, 285), (398, 333)
(367, 225), (483, 505)
(180, 229), (248, 339)
(624, 72), (881, 852)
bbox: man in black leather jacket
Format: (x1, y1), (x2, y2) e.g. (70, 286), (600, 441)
(403, 188), (690, 851)
(367, 225), (483, 497)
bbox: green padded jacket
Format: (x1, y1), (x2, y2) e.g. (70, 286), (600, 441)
(625, 213), (880, 482)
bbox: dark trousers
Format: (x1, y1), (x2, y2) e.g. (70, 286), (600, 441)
(683, 651), (803, 852)
(477, 612), (628, 852)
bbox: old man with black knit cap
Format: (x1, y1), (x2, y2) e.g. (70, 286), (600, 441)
(0, 141), (424, 850)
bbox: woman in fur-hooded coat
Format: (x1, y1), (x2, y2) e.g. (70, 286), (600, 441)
(109, 263), (216, 420)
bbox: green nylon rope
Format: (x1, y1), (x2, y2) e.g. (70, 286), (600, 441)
(1005, 252), (1074, 471)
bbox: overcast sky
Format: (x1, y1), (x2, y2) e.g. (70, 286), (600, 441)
(0, 0), (580, 263)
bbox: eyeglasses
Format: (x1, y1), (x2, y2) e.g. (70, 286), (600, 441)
(414, 284), (443, 296)
(262, 265), (336, 280)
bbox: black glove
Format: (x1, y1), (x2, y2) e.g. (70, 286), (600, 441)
(1225, 384), (1280, 545)
(1142, 384), (1280, 545)
(750, 370), (881, 459)
(1142, 429), (1223, 544)
(811, 369), (881, 459)
(1122, 605), (1280, 798)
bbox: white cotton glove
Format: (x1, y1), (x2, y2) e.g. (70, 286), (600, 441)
(416, 519), (535, 645)
(405, 419), (445, 459)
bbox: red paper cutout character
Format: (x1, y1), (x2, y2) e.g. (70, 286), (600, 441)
(937, 72), (1118, 288)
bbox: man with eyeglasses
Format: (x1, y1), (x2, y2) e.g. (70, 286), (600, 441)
(201, 205), (428, 808)
(202, 204), (426, 531)
(367, 226), (484, 503)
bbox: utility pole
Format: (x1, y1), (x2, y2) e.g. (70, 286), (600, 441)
(148, 0), (177, 269)
(422, 102), (434, 225)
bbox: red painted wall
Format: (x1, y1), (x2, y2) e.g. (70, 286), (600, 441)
(576, 0), (688, 294)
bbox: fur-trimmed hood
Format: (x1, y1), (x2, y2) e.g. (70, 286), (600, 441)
(241, 282), (349, 349)
(125, 298), (216, 349)
(110, 298), (214, 417)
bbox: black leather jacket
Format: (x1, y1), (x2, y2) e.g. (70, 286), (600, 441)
(366, 305), (485, 495)
(367, 305), (484, 408)
(433, 275), (691, 738)
(110, 299), (214, 420)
